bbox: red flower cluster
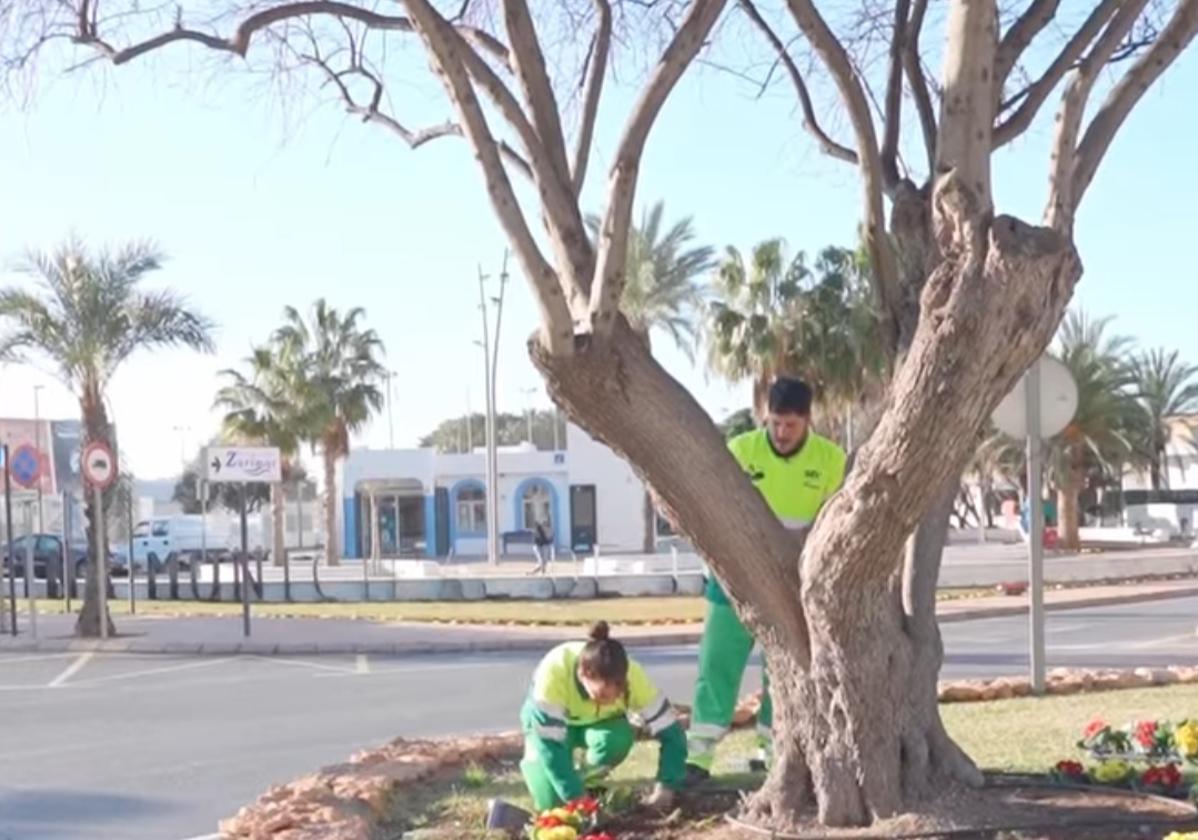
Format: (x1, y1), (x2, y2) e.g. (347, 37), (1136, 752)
(580, 834), (615, 840)
(1083, 718), (1107, 740)
(1054, 760), (1085, 778)
(536, 815), (565, 828)
(1135, 721), (1159, 749)
(1140, 764), (1183, 790)
(566, 797), (601, 816)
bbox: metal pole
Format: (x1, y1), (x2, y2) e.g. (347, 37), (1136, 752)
(386, 370), (396, 450)
(1025, 360), (1046, 696)
(34, 386), (44, 533)
(552, 408), (561, 451)
(95, 483), (108, 641)
(23, 502), (37, 638)
(128, 486), (136, 615)
(4, 445), (17, 636)
(478, 267), (498, 565)
(240, 483), (251, 638)
(488, 254), (508, 566)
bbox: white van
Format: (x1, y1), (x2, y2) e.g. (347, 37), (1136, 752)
(131, 515), (267, 571)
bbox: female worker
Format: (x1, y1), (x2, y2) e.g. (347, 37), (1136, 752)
(519, 621), (686, 810)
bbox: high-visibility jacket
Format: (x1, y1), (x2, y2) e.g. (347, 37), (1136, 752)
(521, 641), (685, 798)
(707, 428), (847, 604)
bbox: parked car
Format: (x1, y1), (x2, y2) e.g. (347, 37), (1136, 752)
(131, 515), (268, 572)
(0, 534), (119, 579)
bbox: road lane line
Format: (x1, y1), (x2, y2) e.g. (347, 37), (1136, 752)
(0, 652), (78, 666)
(355, 653), (370, 674)
(47, 652), (94, 688)
(246, 654), (356, 674)
(70, 656), (238, 686)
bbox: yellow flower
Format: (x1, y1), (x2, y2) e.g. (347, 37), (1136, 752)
(1162, 833), (1198, 840)
(1091, 759), (1132, 783)
(1175, 721), (1198, 758)
(535, 827), (578, 840)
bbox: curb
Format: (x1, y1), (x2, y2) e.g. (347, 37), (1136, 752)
(2, 585), (1195, 656)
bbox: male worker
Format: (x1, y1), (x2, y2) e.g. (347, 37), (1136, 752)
(685, 377), (847, 783)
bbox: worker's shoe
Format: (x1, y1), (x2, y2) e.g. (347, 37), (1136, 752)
(681, 764), (711, 789)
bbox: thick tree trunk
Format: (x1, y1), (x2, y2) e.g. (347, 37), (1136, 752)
(75, 389), (116, 638)
(271, 482), (286, 567)
(323, 449), (340, 566)
(533, 179), (1079, 828)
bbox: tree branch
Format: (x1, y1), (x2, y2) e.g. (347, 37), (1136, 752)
(502, 0), (573, 191)
(1044, 0), (1150, 232)
(935, 0), (998, 213)
(739, 0), (857, 164)
(403, 0), (575, 355)
(992, 0), (1122, 149)
(785, 0), (902, 352)
(588, 0), (729, 337)
(904, 0), (937, 177)
(995, 0), (1061, 90)
(880, 0), (911, 187)
(572, 0), (612, 195)
(1070, 0), (1198, 214)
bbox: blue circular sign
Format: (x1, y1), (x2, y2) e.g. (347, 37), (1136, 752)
(10, 444), (41, 488)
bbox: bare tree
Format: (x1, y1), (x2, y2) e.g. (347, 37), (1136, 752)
(4, 0), (1196, 828)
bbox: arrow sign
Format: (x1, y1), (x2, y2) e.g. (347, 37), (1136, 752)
(204, 446), (281, 484)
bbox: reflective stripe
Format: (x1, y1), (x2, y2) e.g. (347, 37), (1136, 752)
(534, 724), (567, 742)
(690, 718), (723, 738)
(534, 700), (566, 721)
(779, 517), (812, 531)
(647, 709), (677, 736)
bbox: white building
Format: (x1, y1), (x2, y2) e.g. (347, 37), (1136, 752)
(1120, 415), (1198, 536)
(338, 423), (647, 559)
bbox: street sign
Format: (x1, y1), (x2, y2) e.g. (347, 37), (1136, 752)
(9, 444), (41, 489)
(991, 355), (1078, 439)
(81, 441), (118, 489)
(205, 446), (282, 483)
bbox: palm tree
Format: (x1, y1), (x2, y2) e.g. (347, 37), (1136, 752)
(274, 300), (385, 566)
(0, 239), (214, 636)
(1129, 349), (1198, 490)
(589, 201), (713, 551)
(587, 200), (713, 356)
(705, 240), (883, 428)
(1049, 311), (1147, 550)
(214, 345), (306, 578)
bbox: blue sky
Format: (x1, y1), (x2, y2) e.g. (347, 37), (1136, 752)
(0, 21), (1195, 480)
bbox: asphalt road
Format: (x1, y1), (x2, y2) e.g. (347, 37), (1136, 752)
(1, 598), (1197, 840)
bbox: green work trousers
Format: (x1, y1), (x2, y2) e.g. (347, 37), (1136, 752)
(687, 599), (773, 771)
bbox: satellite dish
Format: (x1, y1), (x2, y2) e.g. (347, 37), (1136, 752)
(991, 355), (1078, 439)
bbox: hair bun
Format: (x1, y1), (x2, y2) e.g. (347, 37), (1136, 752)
(588, 620), (611, 642)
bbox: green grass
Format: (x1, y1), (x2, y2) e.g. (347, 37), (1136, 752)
(381, 684), (1198, 838)
(15, 586), (993, 626)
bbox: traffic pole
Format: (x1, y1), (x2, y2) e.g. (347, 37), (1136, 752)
(240, 482), (251, 638)
(24, 502), (37, 639)
(96, 483), (108, 641)
(1025, 361), (1046, 696)
(4, 444), (17, 636)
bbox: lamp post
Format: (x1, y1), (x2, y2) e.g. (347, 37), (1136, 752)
(476, 254), (508, 566)
(33, 385), (44, 533)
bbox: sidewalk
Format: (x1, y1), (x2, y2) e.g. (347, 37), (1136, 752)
(2, 579), (1197, 656)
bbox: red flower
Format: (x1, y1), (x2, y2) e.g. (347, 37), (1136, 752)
(1083, 718), (1106, 740)
(580, 834), (616, 840)
(536, 815), (563, 828)
(569, 796), (600, 816)
(1135, 721), (1158, 749)
(1055, 760), (1085, 778)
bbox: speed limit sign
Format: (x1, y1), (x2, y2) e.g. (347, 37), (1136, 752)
(82, 441), (118, 489)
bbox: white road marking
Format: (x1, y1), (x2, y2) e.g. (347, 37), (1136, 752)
(47, 652), (94, 688)
(314, 660), (515, 679)
(70, 657), (238, 686)
(0, 652), (78, 665)
(177, 833), (221, 840)
(245, 655), (356, 674)
(355, 653), (370, 674)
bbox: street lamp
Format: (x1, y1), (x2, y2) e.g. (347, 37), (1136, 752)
(476, 254), (509, 566)
(385, 369), (397, 450)
(521, 387), (537, 446)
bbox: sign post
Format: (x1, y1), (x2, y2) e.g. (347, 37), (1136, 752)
(23, 501), (36, 638)
(3, 444), (17, 637)
(991, 355), (1078, 696)
(205, 446), (281, 638)
(82, 441), (118, 641)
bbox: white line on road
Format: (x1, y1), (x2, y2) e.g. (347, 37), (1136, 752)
(70, 656), (239, 686)
(245, 654), (356, 674)
(47, 652), (94, 688)
(177, 833), (221, 840)
(355, 653), (370, 674)
(314, 660), (516, 679)
(0, 652), (78, 665)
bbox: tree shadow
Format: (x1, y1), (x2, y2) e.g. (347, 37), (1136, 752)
(0, 788), (179, 839)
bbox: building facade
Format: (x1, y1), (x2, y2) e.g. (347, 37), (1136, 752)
(338, 423), (647, 559)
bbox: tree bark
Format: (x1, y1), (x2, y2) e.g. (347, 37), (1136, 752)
(1057, 452), (1084, 550)
(271, 481), (286, 567)
(323, 448), (340, 567)
(75, 388), (116, 638)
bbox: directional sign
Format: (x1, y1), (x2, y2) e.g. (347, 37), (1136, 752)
(205, 446), (282, 483)
(82, 441), (118, 489)
(10, 444), (42, 488)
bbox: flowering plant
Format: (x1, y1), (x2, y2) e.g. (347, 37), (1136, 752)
(527, 797), (608, 840)
(1090, 759), (1133, 785)
(1078, 717), (1132, 756)
(1175, 720), (1198, 762)
(1162, 833), (1198, 840)
(1138, 763), (1185, 793)
(1050, 760), (1087, 783)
